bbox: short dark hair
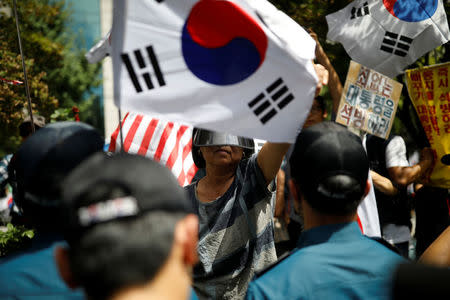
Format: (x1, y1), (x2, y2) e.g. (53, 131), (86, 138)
(68, 211), (185, 300)
(289, 122), (368, 216)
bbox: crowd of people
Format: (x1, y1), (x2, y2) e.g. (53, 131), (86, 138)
(0, 33), (449, 300)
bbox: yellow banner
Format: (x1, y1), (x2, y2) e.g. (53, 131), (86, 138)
(405, 62), (450, 189)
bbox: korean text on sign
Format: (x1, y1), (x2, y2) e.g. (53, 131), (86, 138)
(406, 62), (450, 189)
(336, 61), (403, 139)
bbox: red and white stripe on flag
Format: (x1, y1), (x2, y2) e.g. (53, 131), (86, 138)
(109, 113), (198, 186)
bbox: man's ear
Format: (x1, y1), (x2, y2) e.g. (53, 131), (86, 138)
(54, 246), (78, 289)
(175, 214), (199, 266)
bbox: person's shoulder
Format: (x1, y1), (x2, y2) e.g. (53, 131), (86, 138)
(184, 177), (199, 195)
(245, 279), (267, 300)
(0, 246), (51, 288)
(0, 245), (37, 271)
(239, 155), (255, 169)
(183, 181), (198, 207)
(247, 250), (306, 299)
(184, 181), (196, 190)
(253, 250), (292, 278)
(0, 243), (83, 297)
(254, 248), (310, 283)
(363, 235), (406, 261)
(0, 240), (53, 266)
(239, 154), (266, 184)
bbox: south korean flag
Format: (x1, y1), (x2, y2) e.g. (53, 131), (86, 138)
(112, 0), (319, 143)
(326, 0), (450, 78)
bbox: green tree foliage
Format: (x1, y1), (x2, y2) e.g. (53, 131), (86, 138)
(270, 0), (449, 150)
(0, 0), (102, 156)
(0, 223), (34, 257)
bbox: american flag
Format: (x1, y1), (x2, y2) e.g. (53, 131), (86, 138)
(109, 113), (198, 186)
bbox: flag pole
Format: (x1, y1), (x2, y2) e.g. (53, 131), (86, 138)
(13, 0), (35, 133)
(118, 108), (125, 152)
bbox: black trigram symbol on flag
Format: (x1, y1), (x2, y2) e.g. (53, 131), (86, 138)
(351, 1), (369, 19)
(121, 45), (166, 93)
(248, 78), (294, 124)
(380, 31), (413, 57)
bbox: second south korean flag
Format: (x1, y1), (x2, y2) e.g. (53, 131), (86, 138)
(112, 0), (318, 143)
(326, 0), (450, 78)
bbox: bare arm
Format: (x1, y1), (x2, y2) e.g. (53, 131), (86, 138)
(419, 226), (450, 267)
(370, 170), (398, 196)
(257, 143), (290, 184)
(274, 169), (286, 218)
(310, 30), (343, 115)
(388, 148), (434, 187)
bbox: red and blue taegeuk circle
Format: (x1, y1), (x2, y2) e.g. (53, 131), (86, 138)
(383, 0), (438, 22)
(181, 0), (268, 85)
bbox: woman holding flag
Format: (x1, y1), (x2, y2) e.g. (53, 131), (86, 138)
(184, 65), (328, 299)
(185, 128), (290, 299)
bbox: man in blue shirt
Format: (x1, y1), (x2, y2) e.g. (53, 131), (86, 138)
(0, 122), (104, 300)
(246, 122), (405, 300)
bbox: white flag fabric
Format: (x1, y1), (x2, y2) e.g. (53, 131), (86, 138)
(326, 0), (450, 78)
(109, 113), (198, 186)
(112, 0), (318, 143)
(85, 30), (112, 64)
(357, 171), (381, 237)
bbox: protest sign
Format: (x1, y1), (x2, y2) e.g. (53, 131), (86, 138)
(405, 62), (450, 188)
(326, 0), (450, 78)
(111, 0), (318, 143)
(336, 61), (403, 139)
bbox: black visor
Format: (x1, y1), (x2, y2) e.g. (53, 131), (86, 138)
(193, 129), (254, 149)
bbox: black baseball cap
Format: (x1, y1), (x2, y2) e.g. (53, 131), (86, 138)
(11, 121), (104, 228)
(61, 152), (194, 241)
(289, 121), (369, 215)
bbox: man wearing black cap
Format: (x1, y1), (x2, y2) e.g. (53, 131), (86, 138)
(1, 115), (45, 186)
(245, 122), (405, 300)
(55, 153), (199, 300)
(0, 122), (103, 299)
(0, 114), (46, 219)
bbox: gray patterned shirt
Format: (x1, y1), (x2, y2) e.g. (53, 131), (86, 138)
(185, 155), (277, 300)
